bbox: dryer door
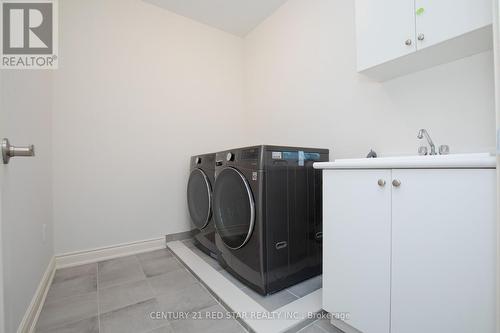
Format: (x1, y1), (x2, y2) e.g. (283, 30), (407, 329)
(187, 168), (212, 230)
(213, 167), (255, 250)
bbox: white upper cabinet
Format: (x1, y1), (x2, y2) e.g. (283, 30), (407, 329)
(415, 0), (492, 50)
(355, 0), (493, 80)
(355, 0), (416, 71)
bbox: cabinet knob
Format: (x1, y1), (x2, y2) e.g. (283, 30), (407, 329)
(392, 179), (402, 187)
(418, 33), (425, 41)
(378, 179), (386, 187)
(405, 39), (412, 46)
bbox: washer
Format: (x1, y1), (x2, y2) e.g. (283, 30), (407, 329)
(213, 145), (329, 295)
(187, 153), (218, 256)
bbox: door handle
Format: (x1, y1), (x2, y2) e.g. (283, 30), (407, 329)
(2, 138), (35, 164)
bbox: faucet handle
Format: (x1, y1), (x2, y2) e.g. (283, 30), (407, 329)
(439, 145), (450, 155)
(366, 149), (378, 158)
(418, 146), (428, 156)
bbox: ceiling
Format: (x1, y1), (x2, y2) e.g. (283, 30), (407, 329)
(143, 0), (289, 37)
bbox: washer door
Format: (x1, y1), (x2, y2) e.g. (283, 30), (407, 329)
(213, 167), (255, 250)
(187, 168), (212, 230)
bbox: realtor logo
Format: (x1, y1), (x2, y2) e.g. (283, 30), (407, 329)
(1, 0), (58, 69)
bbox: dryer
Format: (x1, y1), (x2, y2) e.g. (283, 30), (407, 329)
(187, 153), (218, 256)
(213, 145), (329, 295)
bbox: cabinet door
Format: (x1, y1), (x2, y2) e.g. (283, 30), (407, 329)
(391, 169), (497, 333)
(323, 170), (392, 333)
(355, 0), (416, 71)
(415, 0), (492, 50)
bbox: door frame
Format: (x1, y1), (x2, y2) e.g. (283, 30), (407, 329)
(493, 0), (500, 330)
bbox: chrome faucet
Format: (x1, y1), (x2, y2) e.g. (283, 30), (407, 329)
(417, 129), (437, 155)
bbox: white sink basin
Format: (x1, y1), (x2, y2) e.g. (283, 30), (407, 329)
(314, 153), (496, 170)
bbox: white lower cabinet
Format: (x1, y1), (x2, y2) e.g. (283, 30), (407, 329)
(323, 168), (497, 333)
(323, 170), (392, 333)
(390, 169), (497, 333)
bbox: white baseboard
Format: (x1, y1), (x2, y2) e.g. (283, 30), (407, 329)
(17, 257), (56, 333)
(55, 238), (166, 269)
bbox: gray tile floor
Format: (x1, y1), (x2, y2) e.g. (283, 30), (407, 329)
(36, 242), (342, 333)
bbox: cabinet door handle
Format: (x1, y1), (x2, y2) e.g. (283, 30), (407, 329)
(275, 241), (288, 250)
(378, 179), (386, 187)
(418, 33), (425, 41)
(405, 39), (412, 46)
(392, 179), (402, 187)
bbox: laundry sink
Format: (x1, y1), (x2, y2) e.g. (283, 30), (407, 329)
(313, 153), (496, 169)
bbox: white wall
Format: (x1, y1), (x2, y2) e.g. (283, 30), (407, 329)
(244, 0), (496, 159)
(53, 0), (246, 254)
(53, 0), (496, 256)
(0, 71), (53, 332)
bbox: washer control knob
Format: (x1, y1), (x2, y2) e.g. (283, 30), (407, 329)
(226, 152), (234, 162)
(195, 157), (201, 164)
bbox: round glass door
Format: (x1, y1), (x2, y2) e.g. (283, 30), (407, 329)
(187, 169), (212, 230)
(213, 167), (255, 250)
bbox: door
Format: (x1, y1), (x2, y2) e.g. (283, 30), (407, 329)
(323, 170), (392, 333)
(213, 167), (255, 250)
(1, 70), (53, 333)
(415, 0), (492, 50)
(0, 68), (5, 333)
(187, 168), (212, 230)
(355, 0), (416, 71)
(391, 169), (497, 333)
